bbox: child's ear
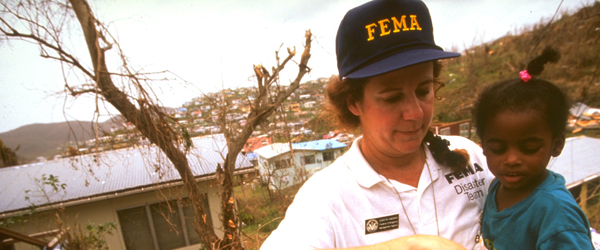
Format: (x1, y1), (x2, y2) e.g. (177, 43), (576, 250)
(551, 133), (566, 157)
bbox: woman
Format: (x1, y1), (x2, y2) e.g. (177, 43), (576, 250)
(260, 0), (494, 249)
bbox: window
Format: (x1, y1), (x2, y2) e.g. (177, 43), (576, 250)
(300, 155), (316, 165)
(460, 123), (470, 138)
(439, 127), (451, 135)
(322, 151), (334, 161)
(117, 195), (211, 250)
(273, 159), (291, 169)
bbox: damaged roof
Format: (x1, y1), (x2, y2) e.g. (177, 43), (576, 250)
(0, 134), (252, 215)
(548, 136), (600, 188)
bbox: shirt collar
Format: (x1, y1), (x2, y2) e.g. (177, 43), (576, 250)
(343, 136), (442, 189)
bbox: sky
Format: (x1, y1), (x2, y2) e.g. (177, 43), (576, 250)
(0, 0), (589, 133)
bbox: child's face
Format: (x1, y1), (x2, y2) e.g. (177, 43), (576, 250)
(481, 110), (565, 193)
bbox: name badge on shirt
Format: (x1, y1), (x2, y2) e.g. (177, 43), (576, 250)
(365, 214), (399, 235)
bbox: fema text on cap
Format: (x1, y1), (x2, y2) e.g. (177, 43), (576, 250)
(365, 15), (422, 41)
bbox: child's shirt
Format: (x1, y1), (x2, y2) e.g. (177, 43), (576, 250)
(481, 170), (594, 250)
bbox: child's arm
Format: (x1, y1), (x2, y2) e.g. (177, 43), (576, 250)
(539, 230), (594, 250)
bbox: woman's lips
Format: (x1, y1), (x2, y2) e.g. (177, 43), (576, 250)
(398, 129), (419, 136)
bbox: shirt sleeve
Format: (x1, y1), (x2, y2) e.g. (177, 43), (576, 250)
(260, 175), (336, 250)
(536, 185), (594, 250)
(538, 230), (595, 250)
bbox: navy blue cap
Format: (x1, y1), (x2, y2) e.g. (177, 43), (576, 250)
(336, 0), (460, 79)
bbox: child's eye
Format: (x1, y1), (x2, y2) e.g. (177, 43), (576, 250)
(519, 145), (542, 155)
(486, 146), (506, 155)
(489, 147), (506, 154)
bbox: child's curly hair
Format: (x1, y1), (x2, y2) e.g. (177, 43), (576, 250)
(473, 47), (570, 140)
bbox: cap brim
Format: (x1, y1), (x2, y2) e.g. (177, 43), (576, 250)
(345, 49), (460, 79)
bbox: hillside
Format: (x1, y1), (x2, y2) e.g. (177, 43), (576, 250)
(434, 2), (600, 125)
(0, 118), (120, 162)
(3, 2), (599, 162)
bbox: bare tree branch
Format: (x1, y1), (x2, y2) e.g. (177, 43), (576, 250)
(2, 1), (312, 248)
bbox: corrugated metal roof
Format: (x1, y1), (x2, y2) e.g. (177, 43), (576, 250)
(254, 139), (347, 159)
(0, 134), (252, 214)
(246, 152), (258, 160)
(548, 136), (600, 188)
(293, 139), (348, 151)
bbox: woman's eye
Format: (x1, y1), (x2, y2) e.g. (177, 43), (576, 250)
(384, 96), (402, 103)
(416, 89), (430, 96)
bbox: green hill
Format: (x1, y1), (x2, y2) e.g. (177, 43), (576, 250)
(434, 2), (600, 124)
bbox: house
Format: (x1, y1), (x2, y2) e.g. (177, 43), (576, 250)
(549, 136), (600, 188)
(243, 136), (272, 154)
(254, 139), (347, 190)
(290, 103), (301, 112)
(243, 136), (272, 167)
(302, 101), (317, 109)
(191, 110), (203, 117)
(0, 134), (253, 250)
(429, 119), (472, 138)
(568, 102), (600, 133)
(299, 94), (311, 99)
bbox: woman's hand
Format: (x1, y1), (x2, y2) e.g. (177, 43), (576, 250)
(330, 235), (467, 250)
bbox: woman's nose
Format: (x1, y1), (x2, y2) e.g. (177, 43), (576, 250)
(401, 95), (424, 121)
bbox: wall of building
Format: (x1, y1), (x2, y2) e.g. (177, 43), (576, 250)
(257, 149), (344, 190)
(4, 181), (222, 250)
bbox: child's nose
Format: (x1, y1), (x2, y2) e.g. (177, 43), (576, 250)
(504, 148), (521, 166)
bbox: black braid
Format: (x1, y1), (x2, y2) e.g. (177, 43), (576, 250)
(425, 130), (469, 170)
(526, 47), (560, 77)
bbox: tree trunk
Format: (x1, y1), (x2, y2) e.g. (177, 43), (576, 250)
(68, 0), (220, 247)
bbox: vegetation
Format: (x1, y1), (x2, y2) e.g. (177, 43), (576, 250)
(1, 1), (599, 249)
(434, 2), (600, 128)
(0, 0), (312, 249)
(235, 182), (301, 249)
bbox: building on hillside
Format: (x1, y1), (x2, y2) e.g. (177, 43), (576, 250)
(0, 134), (253, 250)
(569, 102), (600, 133)
(243, 136), (272, 154)
(191, 110), (203, 117)
(429, 119), (472, 139)
(254, 139), (347, 190)
(302, 101), (317, 109)
(242, 135), (273, 171)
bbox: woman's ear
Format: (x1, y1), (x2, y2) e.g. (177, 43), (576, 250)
(551, 133), (566, 157)
(347, 97), (361, 116)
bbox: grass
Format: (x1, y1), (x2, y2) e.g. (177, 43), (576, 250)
(234, 181), (302, 249)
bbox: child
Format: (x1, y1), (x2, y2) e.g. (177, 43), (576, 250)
(473, 48), (595, 250)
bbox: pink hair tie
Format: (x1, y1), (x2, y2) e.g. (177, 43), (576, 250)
(519, 70), (532, 82)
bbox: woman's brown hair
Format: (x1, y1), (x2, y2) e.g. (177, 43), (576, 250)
(324, 60), (443, 131)
(324, 60), (469, 170)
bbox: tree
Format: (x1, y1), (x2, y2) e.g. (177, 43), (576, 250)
(0, 138), (19, 167)
(0, 1), (311, 249)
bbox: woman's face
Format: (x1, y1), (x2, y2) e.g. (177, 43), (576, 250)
(348, 62), (434, 158)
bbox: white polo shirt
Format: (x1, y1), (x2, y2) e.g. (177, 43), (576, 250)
(260, 136), (494, 250)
